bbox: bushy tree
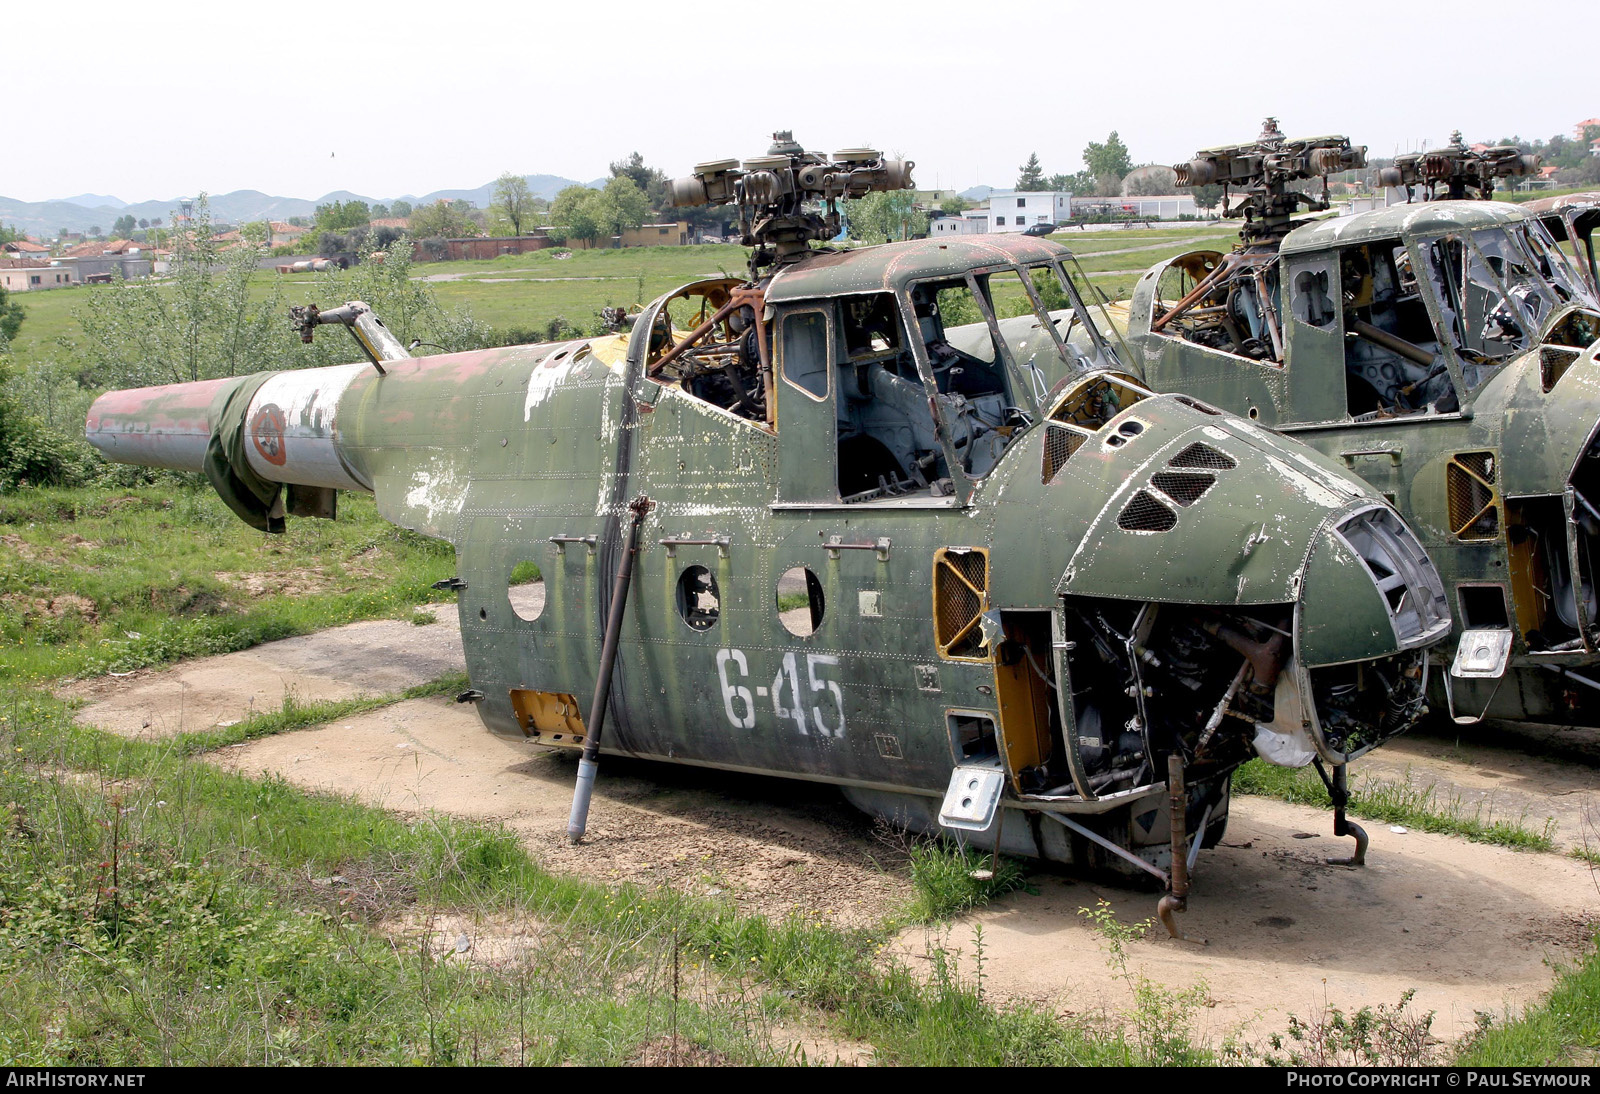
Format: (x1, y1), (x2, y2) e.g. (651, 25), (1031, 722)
(111, 214), (137, 238)
(940, 195), (970, 216)
(549, 179), (648, 245)
(1084, 132), (1133, 190)
(596, 176), (649, 236)
(609, 152), (669, 217)
(845, 190), (928, 243)
(314, 201), (371, 232)
(390, 200), (412, 218)
(408, 199), (479, 239)
(0, 359), (94, 491)
(74, 198), (288, 388)
(550, 185), (599, 244)
(72, 200), (493, 397)
(371, 203), (391, 219)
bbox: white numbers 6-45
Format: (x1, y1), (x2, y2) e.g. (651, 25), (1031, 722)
(717, 648), (846, 737)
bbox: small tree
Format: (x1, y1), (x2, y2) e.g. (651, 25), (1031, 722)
(1017, 153), (1046, 191)
(111, 214), (137, 238)
(493, 172), (535, 236)
(939, 195), (970, 216)
(390, 199), (412, 218)
(314, 200), (370, 232)
(0, 282), (24, 346)
(1189, 184), (1225, 215)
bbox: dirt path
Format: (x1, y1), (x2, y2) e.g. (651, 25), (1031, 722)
(60, 607), (465, 735)
(1360, 722), (1600, 853)
(68, 618), (1600, 1047)
(895, 796), (1596, 1045)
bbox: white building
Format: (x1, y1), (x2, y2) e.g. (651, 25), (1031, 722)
(984, 191), (1072, 232)
(929, 214), (986, 235)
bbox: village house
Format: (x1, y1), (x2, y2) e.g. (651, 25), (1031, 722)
(0, 257), (74, 291)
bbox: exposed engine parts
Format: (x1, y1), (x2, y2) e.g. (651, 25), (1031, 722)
(1174, 117), (1367, 243)
(1379, 130), (1541, 202)
(669, 131), (913, 274)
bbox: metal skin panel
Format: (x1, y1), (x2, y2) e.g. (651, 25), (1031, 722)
(1278, 201), (1529, 259)
(84, 377), (233, 471)
(242, 363), (370, 491)
(766, 235), (1071, 304)
(1127, 260), (1286, 426)
(1295, 527), (1400, 667)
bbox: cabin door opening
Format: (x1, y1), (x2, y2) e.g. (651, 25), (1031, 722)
(991, 610), (1058, 792)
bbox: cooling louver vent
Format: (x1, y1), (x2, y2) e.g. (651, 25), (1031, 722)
(1169, 442), (1237, 471)
(1041, 425), (1087, 484)
(1117, 491), (1178, 532)
(1150, 471), (1216, 507)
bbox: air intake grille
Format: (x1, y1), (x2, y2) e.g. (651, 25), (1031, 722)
(1118, 491), (1178, 532)
(1151, 471), (1216, 507)
(1041, 425), (1087, 484)
(1446, 451), (1498, 541)
(1169, 442), (1237, 470)
(933, 548), (989, 659)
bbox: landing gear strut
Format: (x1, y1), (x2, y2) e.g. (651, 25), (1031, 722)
(1158, 754), (1207, 944)
(1315, 759), (1368, 866)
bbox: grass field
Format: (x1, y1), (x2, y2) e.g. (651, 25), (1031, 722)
(0, 482), (1596, 1064)
(2, 230), (1245, 384)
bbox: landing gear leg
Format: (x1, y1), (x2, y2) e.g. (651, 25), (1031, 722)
(1315, 759), (1368, 867)
(1157, 754), (1207, 945)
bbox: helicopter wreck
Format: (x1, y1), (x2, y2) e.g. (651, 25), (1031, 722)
(1047, 121), (1600, 728)
(84, 134), (1451, 935)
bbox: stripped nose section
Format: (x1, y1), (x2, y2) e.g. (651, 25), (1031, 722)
(1296, 505), (1451, 762)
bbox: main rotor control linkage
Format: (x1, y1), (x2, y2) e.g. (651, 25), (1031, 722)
(289, 301), (413, 374)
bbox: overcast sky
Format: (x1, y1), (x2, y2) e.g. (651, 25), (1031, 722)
(7, 0), (1593, 204)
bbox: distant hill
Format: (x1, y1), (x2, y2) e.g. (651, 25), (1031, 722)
(0, 172), (599, 239)
(960, 185), (993, 202)
(60, 193), (127, 210)
(400, 173), (592, 208)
